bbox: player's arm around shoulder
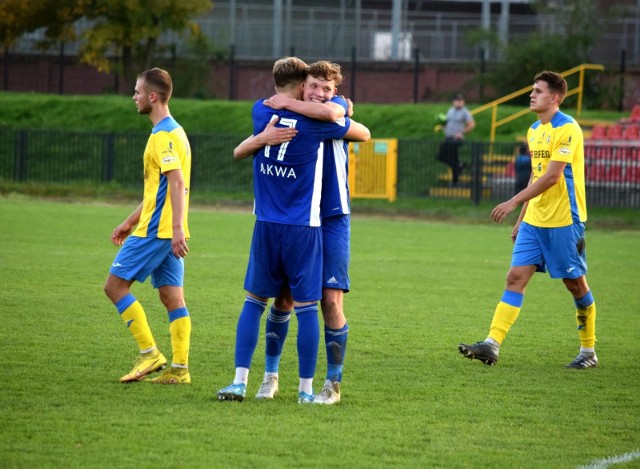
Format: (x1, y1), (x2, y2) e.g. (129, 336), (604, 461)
(264, 94), (343, 122)
(233, 135), (258, 160)
(344, 118), (371, 143)
(233, 117), (298, 160)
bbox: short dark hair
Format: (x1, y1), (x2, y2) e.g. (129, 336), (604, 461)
(138, 68), (173, 103)
(534, 71), (567, 102)
(272, 57), (308, 89)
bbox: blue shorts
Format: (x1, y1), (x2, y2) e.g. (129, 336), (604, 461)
(512, 221), (588, 279)
(244, 221), (323, 302)
(110, 236), (184, 288)
(322, 215), (350, 292)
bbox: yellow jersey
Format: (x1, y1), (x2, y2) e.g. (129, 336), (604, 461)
(524, 111), (587, 227)
(133, 116), (191, 239)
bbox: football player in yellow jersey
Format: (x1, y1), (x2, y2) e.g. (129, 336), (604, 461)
(104, 68), (193, 384)
(459, 71), (598, 369)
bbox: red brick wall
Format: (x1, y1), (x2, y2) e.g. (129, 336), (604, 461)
(216, 60), (478, 103)
(2, 55), (117, 94)
(2, 54), (638, 110)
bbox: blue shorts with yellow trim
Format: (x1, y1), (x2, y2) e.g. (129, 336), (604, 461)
(322, 214), (350, 292)
(110, 236), (184, 288)
(512, 221), (587, 279)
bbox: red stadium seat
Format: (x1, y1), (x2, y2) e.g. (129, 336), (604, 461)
(589, 125), (607, 140)
(607, 125), (623, 140)
(630, 105), (640, 123)
(623, 124), (640, 140)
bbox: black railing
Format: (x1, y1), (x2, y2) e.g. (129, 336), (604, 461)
(1, 128), (638, 208)
(2, 128), (252, 194)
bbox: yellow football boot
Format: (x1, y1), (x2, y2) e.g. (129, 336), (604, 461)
(120, 349), (167, 383)
(149, 366), (191, 384)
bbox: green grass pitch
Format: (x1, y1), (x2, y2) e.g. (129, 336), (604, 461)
(1, 196), (639, 468)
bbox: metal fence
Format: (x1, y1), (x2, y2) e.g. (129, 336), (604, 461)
(6, 2), (640, 67)
(1, 127), (639, 208)
(2, 128), (253, 193)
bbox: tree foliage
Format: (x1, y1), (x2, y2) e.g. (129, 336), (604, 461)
(0, 0), (213, 91)
(0, 0), (89, 45)
(490, 0), (602, 105)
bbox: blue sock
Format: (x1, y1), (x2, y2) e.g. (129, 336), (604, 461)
(234, 296), (267, 369)
(575, 291), (594, 309)
(325, 323), (349, 382)
(295, 303), (319, 379)
(265, 306), (291, 373)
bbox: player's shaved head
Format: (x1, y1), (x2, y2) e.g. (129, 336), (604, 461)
(138, 68), (173, 103)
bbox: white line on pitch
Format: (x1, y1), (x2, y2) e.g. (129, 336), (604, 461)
(577, 450), (640, 469)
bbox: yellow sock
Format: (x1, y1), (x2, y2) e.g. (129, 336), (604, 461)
(488, 290), (524, 345)
(576, 303), (596, 349)
(575, 291), (596, 349)
(116, 294), (155, 351)
(168, 307), (191, 366)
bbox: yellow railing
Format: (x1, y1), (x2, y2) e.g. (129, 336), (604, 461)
(471, 63), (605, 145)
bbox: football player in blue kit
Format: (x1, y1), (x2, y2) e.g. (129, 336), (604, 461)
(217, 57), (370, 403)
(233, 60), (368, 404)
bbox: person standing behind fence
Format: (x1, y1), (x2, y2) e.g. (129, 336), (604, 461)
(104, 67), (193, 385)
(458, 71), (598, 370)
(437, 93), (475, 186)
(515, 142), (532, 194)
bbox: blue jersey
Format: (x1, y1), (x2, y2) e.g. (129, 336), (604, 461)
(251, 99), (351, 226)
(321, 96), (351, 218)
